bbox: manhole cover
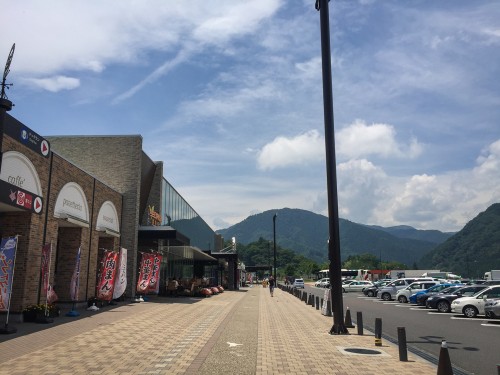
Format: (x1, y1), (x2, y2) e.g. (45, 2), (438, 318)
(337, 346), (390, 357)
(344, 348), (382, 355)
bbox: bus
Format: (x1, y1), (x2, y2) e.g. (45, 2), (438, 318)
(317, 269), (369, 281)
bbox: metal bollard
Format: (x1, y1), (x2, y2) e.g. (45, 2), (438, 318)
(397, 327), (408, 361)
(315, 296), (320, 310)
(356, 311), (363, 335)
(375, 318), (382, 346)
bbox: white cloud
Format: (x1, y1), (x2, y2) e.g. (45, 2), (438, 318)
(256, 130), (324, 170)
(22, 76), (80, 92)
(336, 120), (423, 160)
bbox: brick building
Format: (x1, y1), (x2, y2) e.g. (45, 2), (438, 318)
(1, 113), (237, 323)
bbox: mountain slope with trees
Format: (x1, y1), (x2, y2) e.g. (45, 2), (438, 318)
(419, 203), (500, 278)
(217, 208), (449, 266)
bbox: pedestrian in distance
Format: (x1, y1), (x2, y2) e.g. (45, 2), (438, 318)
(269, 275), (275, 297)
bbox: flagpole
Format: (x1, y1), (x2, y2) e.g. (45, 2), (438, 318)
(0, 235), (19, 334)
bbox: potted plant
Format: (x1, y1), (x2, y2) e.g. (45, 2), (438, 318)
(23, 304), (60, 322)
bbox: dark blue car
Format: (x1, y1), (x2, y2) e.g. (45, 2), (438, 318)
(409, 283), (459, 305)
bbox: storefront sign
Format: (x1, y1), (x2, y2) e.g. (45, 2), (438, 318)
(96, 201), (120, 234)
(4, 114), (50, 158)
(147, 205), (162, 226)
(0, 151), (43, 196)
(0, 179), (43, 214)
(54, 182), (89, 223)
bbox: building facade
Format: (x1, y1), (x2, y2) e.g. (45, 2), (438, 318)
(1, 113), (237, 324)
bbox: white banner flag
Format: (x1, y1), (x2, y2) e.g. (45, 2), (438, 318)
(112, 247), (127, 299)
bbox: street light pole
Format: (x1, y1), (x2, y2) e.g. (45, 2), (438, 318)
(273, 213), (277, 282)
(268, 240), (271, 277)
(315, 0), (348, 334)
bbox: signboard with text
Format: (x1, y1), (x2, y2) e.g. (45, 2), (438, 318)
(4, 114), (50, 158)
(0, 178), (43, 214)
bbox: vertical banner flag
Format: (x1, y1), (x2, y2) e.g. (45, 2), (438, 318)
(96, 250), (119, 301)
(69, 247), (81, 301)
(147, 254), (163, 294)
(112, 247), (127, 299)
(136, 253), (154, 293)
(41, 243), (58, 304)
(0, 237), (18, 312)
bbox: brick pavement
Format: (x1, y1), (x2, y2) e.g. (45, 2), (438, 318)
(0, 286), (438, 374)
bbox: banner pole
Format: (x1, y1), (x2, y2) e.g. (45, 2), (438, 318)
(0, 235), (19, 334)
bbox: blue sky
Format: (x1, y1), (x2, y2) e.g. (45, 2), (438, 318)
(2, 0), (499, 232)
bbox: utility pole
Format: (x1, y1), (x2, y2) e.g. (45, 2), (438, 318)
(315, 0), (348, 334)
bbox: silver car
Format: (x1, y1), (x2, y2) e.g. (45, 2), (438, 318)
(484, 298), (500, 318)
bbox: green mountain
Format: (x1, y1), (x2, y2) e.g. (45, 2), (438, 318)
(419, 203), (500, 278)
(217, 208), (448, 266)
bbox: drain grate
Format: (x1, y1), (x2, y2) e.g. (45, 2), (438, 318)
(337, 346), (390, 357)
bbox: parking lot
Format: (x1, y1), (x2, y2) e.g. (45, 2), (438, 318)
(308, 283), (499, 375)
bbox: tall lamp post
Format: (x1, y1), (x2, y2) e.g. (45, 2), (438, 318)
(273, 213), (277, 282)
(315, 0), (348, 334)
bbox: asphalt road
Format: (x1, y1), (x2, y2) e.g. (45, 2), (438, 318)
(305, 285), (500, 375)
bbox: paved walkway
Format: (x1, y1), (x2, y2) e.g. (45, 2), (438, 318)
(0, 286), (438, 375)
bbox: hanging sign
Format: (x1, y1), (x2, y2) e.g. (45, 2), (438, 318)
(4, 114), (50, 157)
(0, 179), (43, 214)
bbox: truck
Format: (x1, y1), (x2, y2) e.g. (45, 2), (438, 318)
(387, 270), (440, 279)
(484, 270), (500, 281)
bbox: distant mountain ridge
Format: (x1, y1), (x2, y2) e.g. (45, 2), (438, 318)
(217, 208), (453, 265)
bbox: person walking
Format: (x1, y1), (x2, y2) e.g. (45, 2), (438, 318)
(269, 275), (275, 297)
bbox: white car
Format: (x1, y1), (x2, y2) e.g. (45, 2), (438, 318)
(293, 278), (305, 289)
(395, 281), (440, 303)
(451, 285), (500, 318)
(342, 280), (373, 293)
(315, 278), (329, 288)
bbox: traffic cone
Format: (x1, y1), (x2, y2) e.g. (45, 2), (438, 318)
(344, 307), (355, 328)
(437, 340), (453, 375)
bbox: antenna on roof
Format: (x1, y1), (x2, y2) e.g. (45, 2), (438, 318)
(1, 43), (15, 110)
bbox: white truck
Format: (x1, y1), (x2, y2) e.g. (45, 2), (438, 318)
(484, 270), (500, 281)
(387, 270), (440, 279)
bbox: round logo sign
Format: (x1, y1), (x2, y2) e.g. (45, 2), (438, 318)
(41, 140), (50, 156)
(34, 196), (43, 214)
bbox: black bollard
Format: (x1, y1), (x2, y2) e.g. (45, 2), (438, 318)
(397, 327), (408, 361)
(356, 312), (363, 335)
(375, 318), (382, 346)
(437, 340), (453, 375)
(315, 296), (320, 310)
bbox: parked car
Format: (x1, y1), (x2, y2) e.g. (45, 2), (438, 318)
(396, 281), (441, 303)
(410, 283), (460, 305)
(342, 280), (373, 293)
(451, 285), (500, 318)
(378, 278), (435, 301)
(363, 280), (392, 297)
(484, 298), (500, 318)
(426, 285), (489, 313)
(293, 278), (305, 289)
(342, 279), (356, 285)
(315, 278), (329, 288)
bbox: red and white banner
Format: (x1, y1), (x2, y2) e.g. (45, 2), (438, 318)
(112, 247), (127, 299)
(147, 254), (162, 294)
(136, 253), (155, 293)
(96, 250), (119, 301)
(69, 247), (81, 301)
